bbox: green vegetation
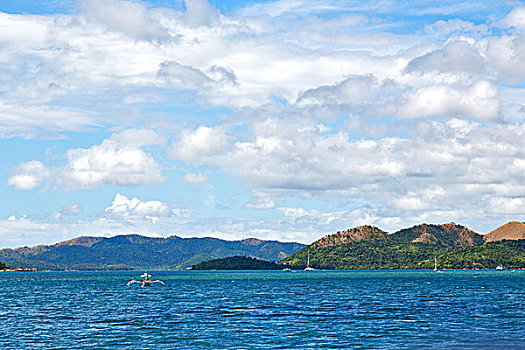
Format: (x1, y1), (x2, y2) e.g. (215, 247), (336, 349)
(420, 240), (525, 269)
(280, 241), (450, 269)
(69, 263), (135, 270)
(192, 256), (288, 270)
(0, 261), (11, 269)
(279, 240), (525, 270)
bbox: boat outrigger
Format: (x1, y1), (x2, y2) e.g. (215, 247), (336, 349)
(126, 272), (165, 287)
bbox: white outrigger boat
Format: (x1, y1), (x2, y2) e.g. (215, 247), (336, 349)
(126, 272), (164, 287)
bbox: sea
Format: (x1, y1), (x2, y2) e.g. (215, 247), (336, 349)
(1, 270), (524, 349)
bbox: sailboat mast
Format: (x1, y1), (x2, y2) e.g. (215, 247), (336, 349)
(307, 251), (310, 267)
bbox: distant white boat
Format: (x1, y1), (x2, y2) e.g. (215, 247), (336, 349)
(304, 251), (315, 271)
(434, 256), (443, 273)
(496, 265), (505, 271)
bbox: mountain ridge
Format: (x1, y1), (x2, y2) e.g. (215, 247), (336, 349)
(279, 221), (525, 269)
(311, 225), (388, 249)
(1, 234), (304, 270)
(2, 221), (524, 270)
(307, 221), (522, 250)
(387, 223), (483, 247)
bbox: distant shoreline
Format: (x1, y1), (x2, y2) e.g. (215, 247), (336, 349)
(1, 267), (37, 272)
(3, 268), (524, 272)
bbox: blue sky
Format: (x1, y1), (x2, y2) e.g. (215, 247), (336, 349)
(1, 0), (525, 248)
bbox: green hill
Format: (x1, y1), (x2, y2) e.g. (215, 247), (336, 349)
(0, 235), (304, 270)
(279, 223), (525, 269)
(388, 223), (483, 247)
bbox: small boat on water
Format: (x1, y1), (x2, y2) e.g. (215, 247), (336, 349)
(127, 272), (165, 287)
(433, 256), (443, 273)
(304, 251), (315, 271)
(496, 264), (505, 271)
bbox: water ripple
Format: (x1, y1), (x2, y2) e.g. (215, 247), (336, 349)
(0, 270), (524, 349)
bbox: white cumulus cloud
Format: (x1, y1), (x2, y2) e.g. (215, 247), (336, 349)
(396, 80), (500, 121)
(170, 126), (229, 162)
(7, 161), (50, 190)
(104, 193), (172, 222)
(7, 129), (166, 190)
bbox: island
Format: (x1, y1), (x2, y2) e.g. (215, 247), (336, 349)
(279, 222), (525, 270)
(191, 256), (290, 270)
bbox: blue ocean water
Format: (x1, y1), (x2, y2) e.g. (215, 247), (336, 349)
(0, 270), (524, 349)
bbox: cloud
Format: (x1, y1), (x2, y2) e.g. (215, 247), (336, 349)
(405, 40), (485, 75)
(1, 186), (523, 249)
(208, 117), (408, 194)
(486, 196), (525, 215)
(79, 0), (170, 41)
(239, 0), (347, 17)
(103, 193), (172, 223)
(169, 126), (229, 162)
(424, 19), (488, 37)
(0, 0), (519, 124)
(158, 61), (213, 88)
(158, 61), (238, 90)
(7, 129), (166, 190)
(3, 0), (525, 247)
(294, 61), (498, 121)
(505, 7), (525, 30)
(0, 103), (99, 138)
(296, 75), (381, 107)
(186, 116), (525, 225)
(244, 198), (276, 210)
(181, 172), (209, 184)
(60, 204), (83, 215)
(52, 204), (84, 221)
(7, 161), (49, 190)
(183, 0), (220, 27)
(396, 81), (500, 121)
(62, 130), (165, 188)
(487, 35), (525, 84)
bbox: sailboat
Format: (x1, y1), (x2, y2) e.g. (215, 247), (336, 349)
(304, 250), (315, 271)
(433, 256), (442, 273)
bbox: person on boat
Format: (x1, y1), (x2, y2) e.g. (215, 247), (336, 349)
(127, 272), (164, 287)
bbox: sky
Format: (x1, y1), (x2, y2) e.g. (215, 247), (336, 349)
(1, 0), (525, 248)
